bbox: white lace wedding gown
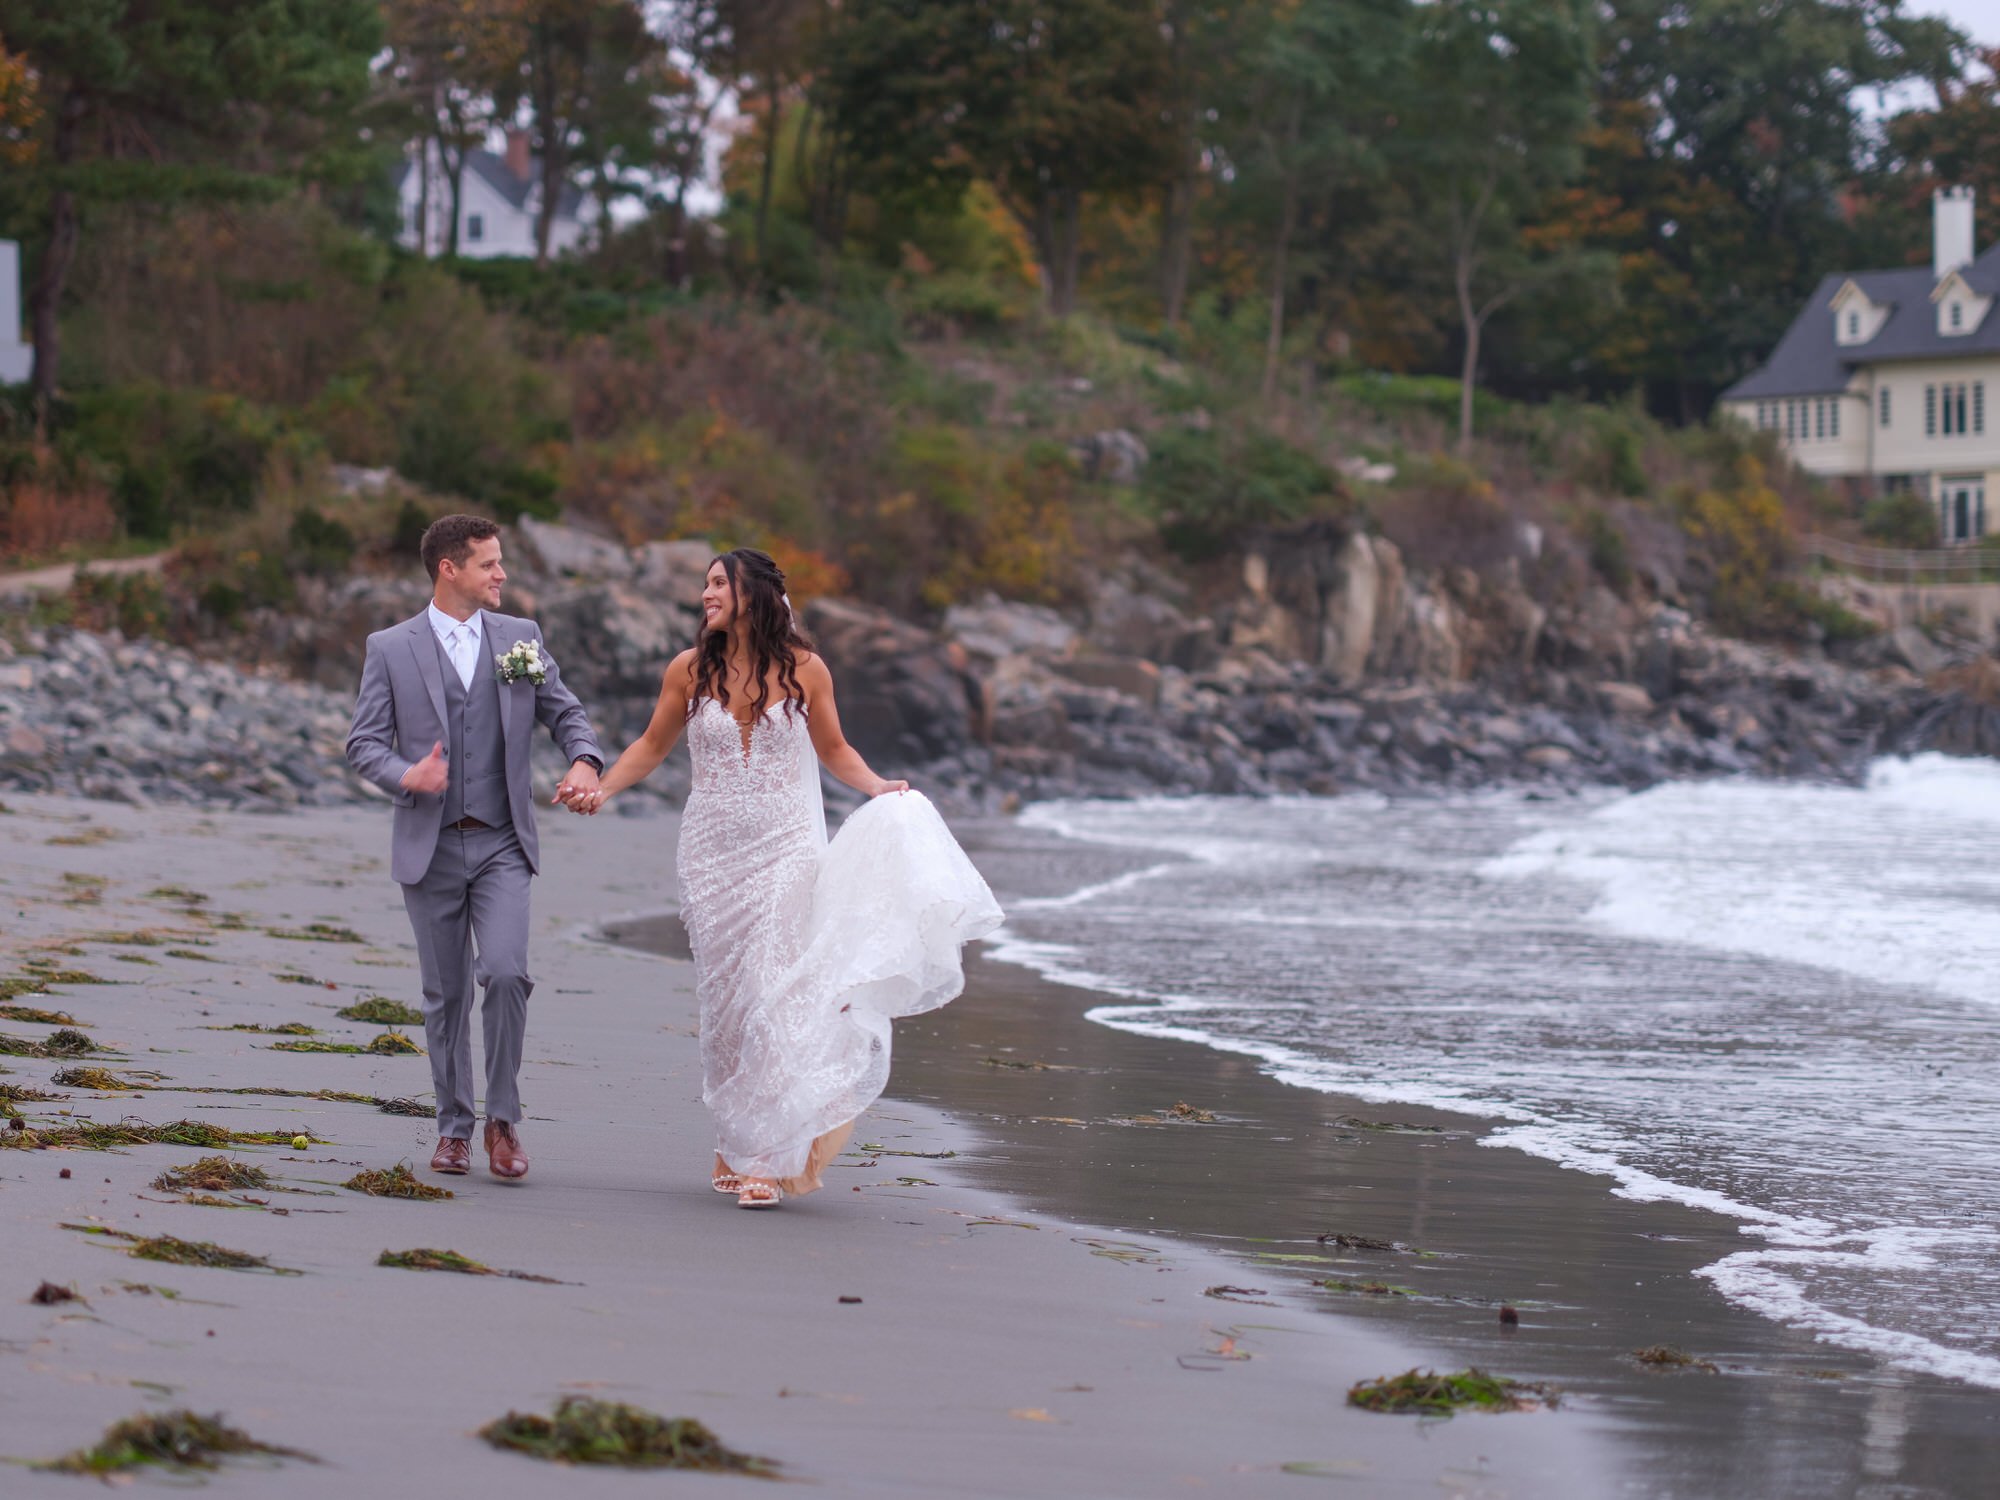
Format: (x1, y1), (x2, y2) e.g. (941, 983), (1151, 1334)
(676, 696), (1003, 1193)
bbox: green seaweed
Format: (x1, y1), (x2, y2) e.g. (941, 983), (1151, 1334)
(82, 929), (167, 947)
(152, 1156), (274, 1194)
(378, 1248), (565, 1283)
(50, 1066), (160, 1090)
(376, 1096), (431, 1116)
(0, 1027), (99, 1058)
(345, 1163), (453, 1200)
(274, 972), (334, 986)
(39, 1409), (313, 1474)
(1, 1118), (312, 1151)
(855, 1142), (957, 1159)
(0, 1082), (60, 1102)
(266, 1039), (364, 1053)
(1347, 1368), (1556, 1416)
(19, 964), (106, 984)
(47, 827), (117, 847)
(60, 1223), (301, 1274)
(1633, 1345), (1720, 1374)
(478, 1398), (777, 1474)
(209, 1022), (319, 1035)
(145, 886), (210, 906)
(1317, 1279), (1420, 1298)
(0, 1004), (78, 1025)
(335, 997), (423, 1025)
(364, 1029), (424, 1055)
(266, 923), (365, 944)
(164, 948), (217, 961)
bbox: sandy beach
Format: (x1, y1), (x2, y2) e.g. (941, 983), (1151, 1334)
(1, 791), (1622, 1498)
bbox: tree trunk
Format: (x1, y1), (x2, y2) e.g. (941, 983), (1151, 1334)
(28, 87), (85, 421)
(1456, 247), (1480, 452)
(416, 131), (434, 257)
(530, 22), (560, 267)
(1035, 188), (1082, 317)
(753, 79), (783, 272)
(1261, 98), (1303, 404)
(442, 145), (465, 258)
(1160, 173), (1194, 327)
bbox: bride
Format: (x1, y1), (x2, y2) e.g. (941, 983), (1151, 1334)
(565, 547), (1002, 1208)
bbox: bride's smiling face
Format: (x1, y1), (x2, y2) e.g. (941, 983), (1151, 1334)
(701, 560), (736, 633)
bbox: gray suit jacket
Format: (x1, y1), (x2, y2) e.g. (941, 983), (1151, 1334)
(345, 609), (603, 885)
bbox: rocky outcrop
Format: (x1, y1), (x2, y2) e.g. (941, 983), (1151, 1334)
(2, 517), (1978, 816)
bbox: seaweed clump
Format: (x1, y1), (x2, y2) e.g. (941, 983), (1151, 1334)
(378, 1248), (564, 1283)
(479, 1398), (777, 1475)
(1, 1117), (309, 1151)
(51, 1066), (157, 1090)
(1633, 1345), (1720, 1374)
(364, 1029), (423, 1055)
(267, 923), (365, 944)
(0, 1004), (79, 1026)
(0, 1028), (99, 1059)
(152, 1156), (274, 1194)
(60, 1223), (301, 1274)
(337, 997), (423, 1025)
(1347, 1368), (1556, 1416)
(345, 1163), (453, 1200)
(38, 1410), (314, 1474)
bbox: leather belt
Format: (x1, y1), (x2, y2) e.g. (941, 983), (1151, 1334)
(448, 816), (493, 831)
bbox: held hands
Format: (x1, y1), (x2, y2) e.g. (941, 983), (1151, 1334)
(553, 760), (602, 814)
(401, 742), (449, 797)
(869, 778), (910, 797)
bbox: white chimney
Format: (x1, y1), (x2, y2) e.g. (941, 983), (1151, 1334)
(0, 240), (30, 386)
(1934, 186), (1975, 280)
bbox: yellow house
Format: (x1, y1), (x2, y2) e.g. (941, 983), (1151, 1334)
(1720, 187), (1997, 544)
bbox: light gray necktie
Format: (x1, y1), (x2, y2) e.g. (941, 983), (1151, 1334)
(450, 624), (476, 690)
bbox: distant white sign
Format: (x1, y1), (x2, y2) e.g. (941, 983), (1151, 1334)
(0, 240), (29, 386)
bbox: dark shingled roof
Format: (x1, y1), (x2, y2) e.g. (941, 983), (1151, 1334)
(389, 151), (586, 223)
(1722, 241), (2000, 401)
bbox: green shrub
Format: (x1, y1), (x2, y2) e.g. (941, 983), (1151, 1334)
(1336, 372), (1512, 429)
(1580, 506), (1633, 590)
(287, 507), (356, 577)
(64, 386), (298, 539)
(1140, 426), (1348, 560)
(1860, 491), (1938, 548)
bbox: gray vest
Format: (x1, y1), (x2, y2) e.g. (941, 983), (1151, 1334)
(434, 629), (510, 829)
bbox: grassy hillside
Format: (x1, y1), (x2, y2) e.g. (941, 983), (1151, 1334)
(2, 199), (1871, 655)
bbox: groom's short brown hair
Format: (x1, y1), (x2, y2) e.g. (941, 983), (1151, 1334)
(421, 515), (501, 580)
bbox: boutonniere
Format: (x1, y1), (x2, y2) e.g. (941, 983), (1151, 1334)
(494, 639), (547, 686)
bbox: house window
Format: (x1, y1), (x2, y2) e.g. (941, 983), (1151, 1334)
(1950, 302), (1964, 330)
(1847, 311), (1860, 339)
(1926, 384), (1939, 436)
(467, 213), (485, 243)
(1879, 387), (1891, 428)
(1813, 400), (1824, 440)
(1940, 475), (1987, 544)
(1977, 382), (1986, 435)
(1830, 400), (1840, 439)
(1937, 383), (1971, 436)
(1784, 401), (1796, 439)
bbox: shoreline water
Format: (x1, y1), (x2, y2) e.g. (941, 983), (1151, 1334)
(608, 799), (2000, 1499)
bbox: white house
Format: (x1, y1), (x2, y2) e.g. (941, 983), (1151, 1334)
(392, 131), (595, 260)
(1721, 187), (2000, 545)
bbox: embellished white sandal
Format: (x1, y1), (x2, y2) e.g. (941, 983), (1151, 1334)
(712, 1173), (744, 1195)
(736, 1181), (783, 1210)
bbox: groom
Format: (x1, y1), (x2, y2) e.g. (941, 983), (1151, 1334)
(344, 514), (603, 1181)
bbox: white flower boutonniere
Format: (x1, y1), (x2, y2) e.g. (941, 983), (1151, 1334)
(495, 639), (548, 686)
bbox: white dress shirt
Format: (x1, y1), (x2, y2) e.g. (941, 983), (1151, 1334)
(427, 602), (484, 692)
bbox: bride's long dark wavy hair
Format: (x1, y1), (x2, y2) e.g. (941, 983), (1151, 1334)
(689, 547), (814, 722)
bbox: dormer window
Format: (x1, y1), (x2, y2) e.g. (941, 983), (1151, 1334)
(1832, 280), (1885, 345)
(1933, 271), (1990, 337)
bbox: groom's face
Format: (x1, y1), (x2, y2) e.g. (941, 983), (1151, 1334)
(439, 537), (506, 614)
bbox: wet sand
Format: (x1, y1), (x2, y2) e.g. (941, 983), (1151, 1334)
(0, 793), (1617, 1499)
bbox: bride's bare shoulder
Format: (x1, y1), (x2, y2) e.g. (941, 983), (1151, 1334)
(795, 651), (831, 684)
(663, 648), (700, 687)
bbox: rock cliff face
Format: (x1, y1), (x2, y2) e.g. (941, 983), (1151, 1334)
(0, 517), (1978, 813)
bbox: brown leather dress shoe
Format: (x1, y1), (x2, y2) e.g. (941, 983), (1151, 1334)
(430, 1137), (471, 1175)
(483, 1120), (529, 1180)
